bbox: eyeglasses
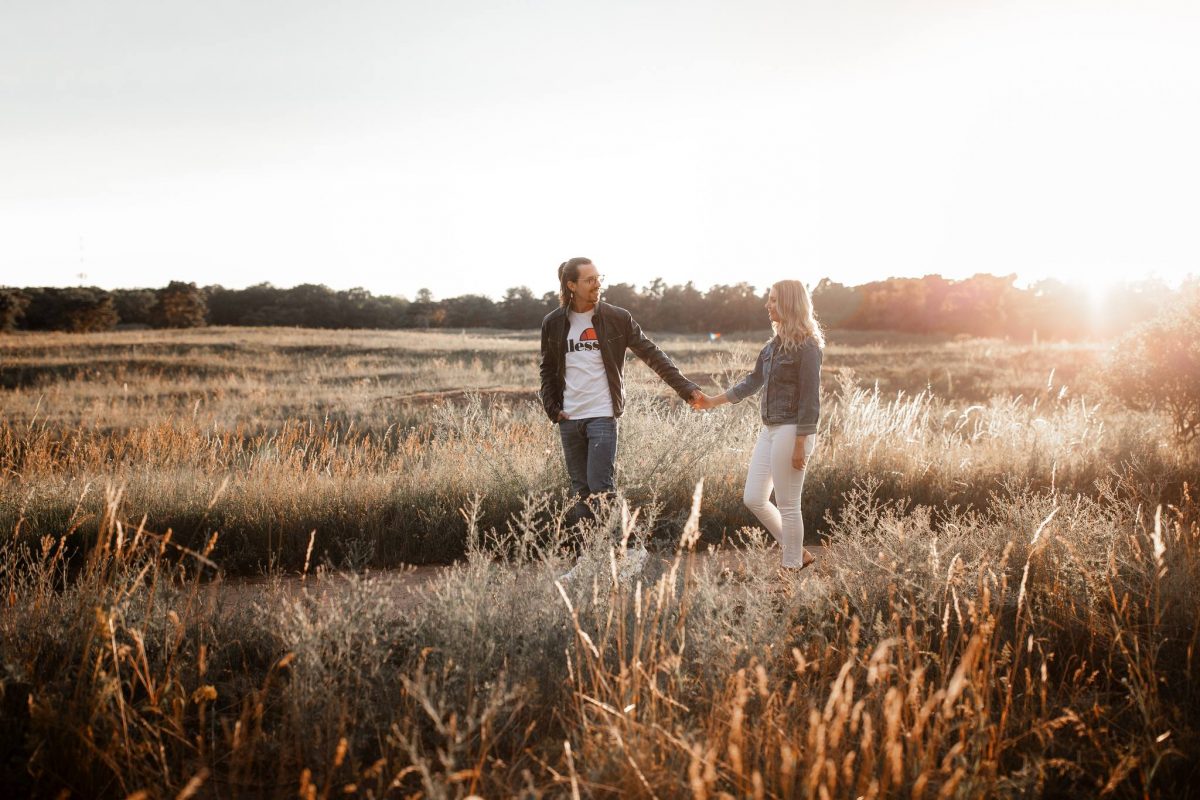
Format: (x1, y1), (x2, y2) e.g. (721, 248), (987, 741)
(578, 274), (605, 285)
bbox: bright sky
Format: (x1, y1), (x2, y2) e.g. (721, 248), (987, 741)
(2, 0), (1197, 301)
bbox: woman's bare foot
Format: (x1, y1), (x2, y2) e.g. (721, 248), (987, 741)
(775, 549), (816, 582)
(801, 548), (816, 569)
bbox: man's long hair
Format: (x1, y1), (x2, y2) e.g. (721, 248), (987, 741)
(772, 279), (825, 351)
(557, 257), (593, 308)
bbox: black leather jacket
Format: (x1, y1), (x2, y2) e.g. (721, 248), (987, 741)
(726, 336), (822, 434)
(539, 301), (700, 421)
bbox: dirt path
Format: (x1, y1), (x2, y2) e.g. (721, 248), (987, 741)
(208, 545), (831, 614)
(207, 563), (447, 614)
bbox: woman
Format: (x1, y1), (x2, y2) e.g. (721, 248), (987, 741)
(693, 279), (824, 571)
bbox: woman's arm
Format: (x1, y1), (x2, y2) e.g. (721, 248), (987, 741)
(795, 343), (822, 435)
(791, 343), (822, 469)
(724, 346), (768, 403)
(791, 435), (810, 470)
(691, 344), (771, 410)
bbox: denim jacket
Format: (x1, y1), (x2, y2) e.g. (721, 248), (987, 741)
(726, 336), (822, 434)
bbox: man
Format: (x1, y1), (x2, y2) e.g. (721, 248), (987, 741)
(539, 257), (702, 543)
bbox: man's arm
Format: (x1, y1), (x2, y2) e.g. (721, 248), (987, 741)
(539, 317), (563, 422)
(624, 313), (700, 400)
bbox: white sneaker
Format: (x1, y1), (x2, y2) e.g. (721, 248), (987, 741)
(619, 546), (649, 581)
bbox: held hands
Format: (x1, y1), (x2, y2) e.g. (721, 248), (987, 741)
(689, 389), (719, 411)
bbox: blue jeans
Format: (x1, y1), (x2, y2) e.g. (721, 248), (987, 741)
(558, 416), (618, 528)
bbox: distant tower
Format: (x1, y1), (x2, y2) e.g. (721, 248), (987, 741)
(77, 235), (87, 285)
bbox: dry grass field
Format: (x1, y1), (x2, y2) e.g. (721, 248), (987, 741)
(2, 326), (1198, 798)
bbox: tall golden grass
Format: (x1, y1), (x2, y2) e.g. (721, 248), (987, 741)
(0, 328), (1183, 570)
(1, 327), (1197, 797)
(3, 476), (1197, 796)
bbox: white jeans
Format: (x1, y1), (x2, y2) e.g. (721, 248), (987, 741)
(743, 424), (816, 567)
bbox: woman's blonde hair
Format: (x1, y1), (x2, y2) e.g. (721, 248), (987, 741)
(771, 279), (825, 351)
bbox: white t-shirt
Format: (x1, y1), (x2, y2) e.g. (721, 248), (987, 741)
(563, 309), (614, 419)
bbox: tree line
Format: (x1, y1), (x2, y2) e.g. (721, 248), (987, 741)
(1, 273), (1194, 340)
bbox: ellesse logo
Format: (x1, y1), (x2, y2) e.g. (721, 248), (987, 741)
(567, 328), (600, 352)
